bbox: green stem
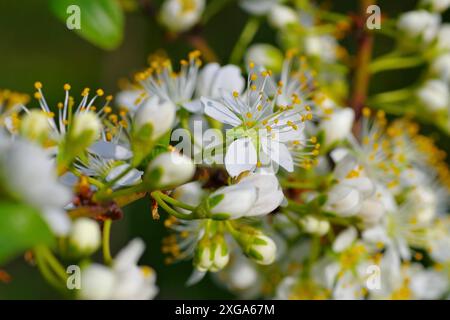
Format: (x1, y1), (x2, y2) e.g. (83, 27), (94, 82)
(229, 17), (261, 65)
(38, 246), (67, 281)
(96, 183), (145, 202)
(103, 219), (113, 265)
(368, 88), (413, 105)
(154, 191), (196, 211)
(151, 192), (195, 220)
(202, 0), (234, 24)
(34, 247), (66, 290)
(369, 55), (425, 74)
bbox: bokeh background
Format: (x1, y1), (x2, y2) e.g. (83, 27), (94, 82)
(0, 0), (448, 299)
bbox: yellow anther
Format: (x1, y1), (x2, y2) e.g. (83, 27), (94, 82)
(34, 82), (43, 89)
(64, 83), (71, 91)
(232, 91), (239, 98)
(250, 73), (258, 81)
(140, 266), (154, 278)
(34, 92), (42, 100)
(96, 89), (104, 96)
(362, 107), (371, 117)
(246, 112), (252, 118)
(103, 106), (112, 114)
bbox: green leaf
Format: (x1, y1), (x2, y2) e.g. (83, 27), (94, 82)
(49, 0), (124, 50)
(0, 202), (55, 265)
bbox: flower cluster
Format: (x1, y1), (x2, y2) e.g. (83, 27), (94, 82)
(1, 0), (450, 301)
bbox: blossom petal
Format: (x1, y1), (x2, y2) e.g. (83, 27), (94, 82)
(202, 97), (241, 126)
(224, 138), (258, 176)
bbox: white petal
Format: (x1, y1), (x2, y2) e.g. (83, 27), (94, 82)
(89, 141), (132, 160)
(224, 138), (257, 176)
(202, 97), (241, 126)
(211, 65), (245, 97)
(114, 238), (145, 271)
(333, 226), (357, 252)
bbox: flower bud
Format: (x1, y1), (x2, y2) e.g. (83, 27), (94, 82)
(172, 181), (204, 214)
(417, 79), (449, 112)
(397, 10), (440, 44)
(245, 44), (284, 73)
(207, 184), (257, 220)
(20, 110), (50, 143)
(268, 5), (298, 29)
(326, 184), (362, 216)
(436, 24), (450, 51)
(69, 218), (101, 256)
(159, 0), (205, 32)
(79, 264), (116, 300)
(358, 198), (385, 226)
(431, 53), (450, 82)
(146, 151), (195, 188)
(300, 216), (330, 236)
(210, 243), (230, 272)
(70, 111), (101, 146)
(239, 0), (278, 15)
(421, 0), (450, 13)
(304, 35), (337, 63)
(319, 108), (355, 146)
(194, 237), (230, 272)
(245, 233), (277, 265)
(134, 96), (176, 142)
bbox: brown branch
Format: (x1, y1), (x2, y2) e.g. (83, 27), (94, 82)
(350, 0), (376, 134)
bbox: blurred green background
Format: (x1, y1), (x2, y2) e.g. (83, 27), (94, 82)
(0, 0), (448, 299)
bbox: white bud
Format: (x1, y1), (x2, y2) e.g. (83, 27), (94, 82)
(358, 198), (385, 226)
(319, 108), (355, 146)
(326, 184), (362, 216)
(397, 10), (440, 43)
(245, 44), (284, 73)
(300, 216), (330, 236)
(208, 184), (257, 220)
(211, 249), (229, 272)
(247, 233), (277, 265)
(317, 220), (330, 236)
(147, 151), (195, 188)
(268, 5), (298, 29)
(159, 0), (205, 32)
(195, 246), (213, 272)
(300, 216), (320, 234)
(20, 110), (50, 142)
(69, 218), (101, 255)
(417, 79), (449, 112)
(71, 111), (101, 144)
(210, 242), (230, 272)
(172, 181), (204, 214)
(134, 96), (176, 141)
(79, 264), (116, 300)
(239, 0), (278, 15)
(421, 0), (450, 13)
(431, 53), (450, 82)
(304, 35), (338, 63)
(436, 24), (450, 51)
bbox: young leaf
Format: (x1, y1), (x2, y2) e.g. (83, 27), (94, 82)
(0, 202), (55, 265)
(49, 0), (124, 50)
